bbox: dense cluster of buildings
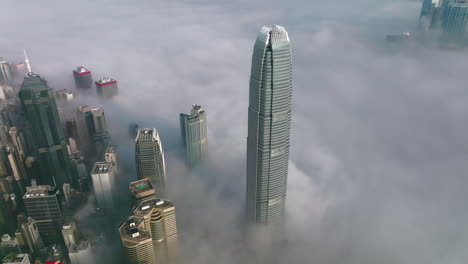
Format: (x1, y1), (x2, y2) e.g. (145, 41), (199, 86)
(0, 24), (294, 264)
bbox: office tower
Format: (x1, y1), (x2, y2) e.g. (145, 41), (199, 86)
(55, 89), (74, 107)
(95, 77), (118, 98)
(18, 55), (72, 188)
(18, 217), (44, 258)
(441, 0), (468, 44)
(2, 253), (31, 264)
(75, 106), (93, 155)
(91, 162), (115, 212)
(73, 66), (92, 89)
(61, 221), (78, 249)
(119, 198), (178, 264)
(246, 26), (293, 225)
(6, 146), (27, 196)
(67, 240), (93, 264)
(135, 128), (166, 194)
(0, 234), (22, 256)
(23, 186), (63, 245)
(91, 108), (107, 135)
(180, 104), (208, 166)
(0, 59), (13, 84)
(129, 179), (156, 203)
(105, 146), (118, 174)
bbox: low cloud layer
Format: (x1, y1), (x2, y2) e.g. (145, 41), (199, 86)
(2, 0), (468, 263)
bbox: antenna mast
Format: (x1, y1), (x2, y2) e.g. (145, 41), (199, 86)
(24, 50), (32, 74)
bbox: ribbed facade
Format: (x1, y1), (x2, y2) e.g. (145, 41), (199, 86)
(442, 1), (468, 43)
(246, 26), (293, 225)
(135, 129), (166, 194)
(180, 105), (208, 166)
(120, 198), (178, 264)
(19, 74), (72, 187)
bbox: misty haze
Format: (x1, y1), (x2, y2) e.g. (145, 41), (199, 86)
(0, 0), (467, 263)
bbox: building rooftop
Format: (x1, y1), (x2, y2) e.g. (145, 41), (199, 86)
(133, 197), (173, 217)
(74, 66), (91, 75)
(106, 145), (117, 154)
(24, 185), (58, 198)
(92, 162), (112, 175)
(96, 77), (117, 86)
(119, 217), (152, 242)
(129, 179), (155, 199)
(136, 128), (159, 141)
(2, 253), (28, 263)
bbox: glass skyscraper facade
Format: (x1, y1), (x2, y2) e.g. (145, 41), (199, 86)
(19, 73), (72, 188)
(135, 128), (166, 194)
(246, 26), (293, 225)
(180, 105), (208, 166)
(441, 0), (468, 44)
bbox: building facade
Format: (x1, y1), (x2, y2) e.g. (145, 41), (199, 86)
(95, 77), (118, 98)
(119, 198), (178, 264)
(91, 162), (115, 212)
(135, 128), (166, 194)
(18, 73), (72, 188)
(180, 105), (208, 166)
(246, 26), (293, 225)
(73, 66), (92, 89)
(23, 186), (63, 245)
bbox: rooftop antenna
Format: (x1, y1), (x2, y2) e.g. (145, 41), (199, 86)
(24, 50), (32, 74)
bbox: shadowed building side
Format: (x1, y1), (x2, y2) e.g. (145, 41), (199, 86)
(180, 105), (208, 167)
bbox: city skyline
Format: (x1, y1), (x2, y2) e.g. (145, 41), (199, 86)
(0, 0), (467, 263)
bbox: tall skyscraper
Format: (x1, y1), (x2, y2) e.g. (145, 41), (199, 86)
(105, 146), (119, 174)
(91, 162), (115, 212)
(23, 186), (63, 245)
(18, 54), (72, 187)
(95, 77), (118, 98)
(180, 105), (208, 166)
(129, 179), (156, 203)
(91, 108), (107, 135)
(135, 128), (166, 194)
(119, 197), (178, 264)
(246, 26), (293, 225)
(73, 66), (92, 89)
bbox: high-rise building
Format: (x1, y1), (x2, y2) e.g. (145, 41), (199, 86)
(119, 198), (178, 264)
(61, 221), (78, 249)
(0, 59), (13, 84)
(180, 104), (208, 166)
(2, 253), (31, 264)
(129, 179), (156, 203)
(18, 217), (44, 258)
(0, 194), (16, 236)
(441, 0), (468, 44)
(75, 106), (94, 155)
(91, 162), (115, 212)
(73, 66), (92, 89)
(9, 127), (27, 160)
(246, 26), (293, 225)
(23, 186), (63, 245)
(6, 145), (27, 195)
(90, 108), (107, 135)
(95, 77), (118, 98)
(18, 55), (72, 188)
(135, 128), (166, 194)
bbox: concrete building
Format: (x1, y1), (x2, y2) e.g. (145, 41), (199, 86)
(91, 162), (115, 212)
(61, 221), (78, 249)
(73, 66), (92, 89)
(2, 253), (31, 264)
(95, 77), (118, 98)
(135, 128), (166, 194)
(119, 198), (178, 264)
(246, 26), (293, 225)
(23, 186), (63, 245)
(0, 59), (13, 84)
(180, 105), (208, 166)
(104, 146), (118, 174)
(90, 108), (107, 135)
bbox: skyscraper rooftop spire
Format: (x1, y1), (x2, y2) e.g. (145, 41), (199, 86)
(23, 50), (32, 75)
